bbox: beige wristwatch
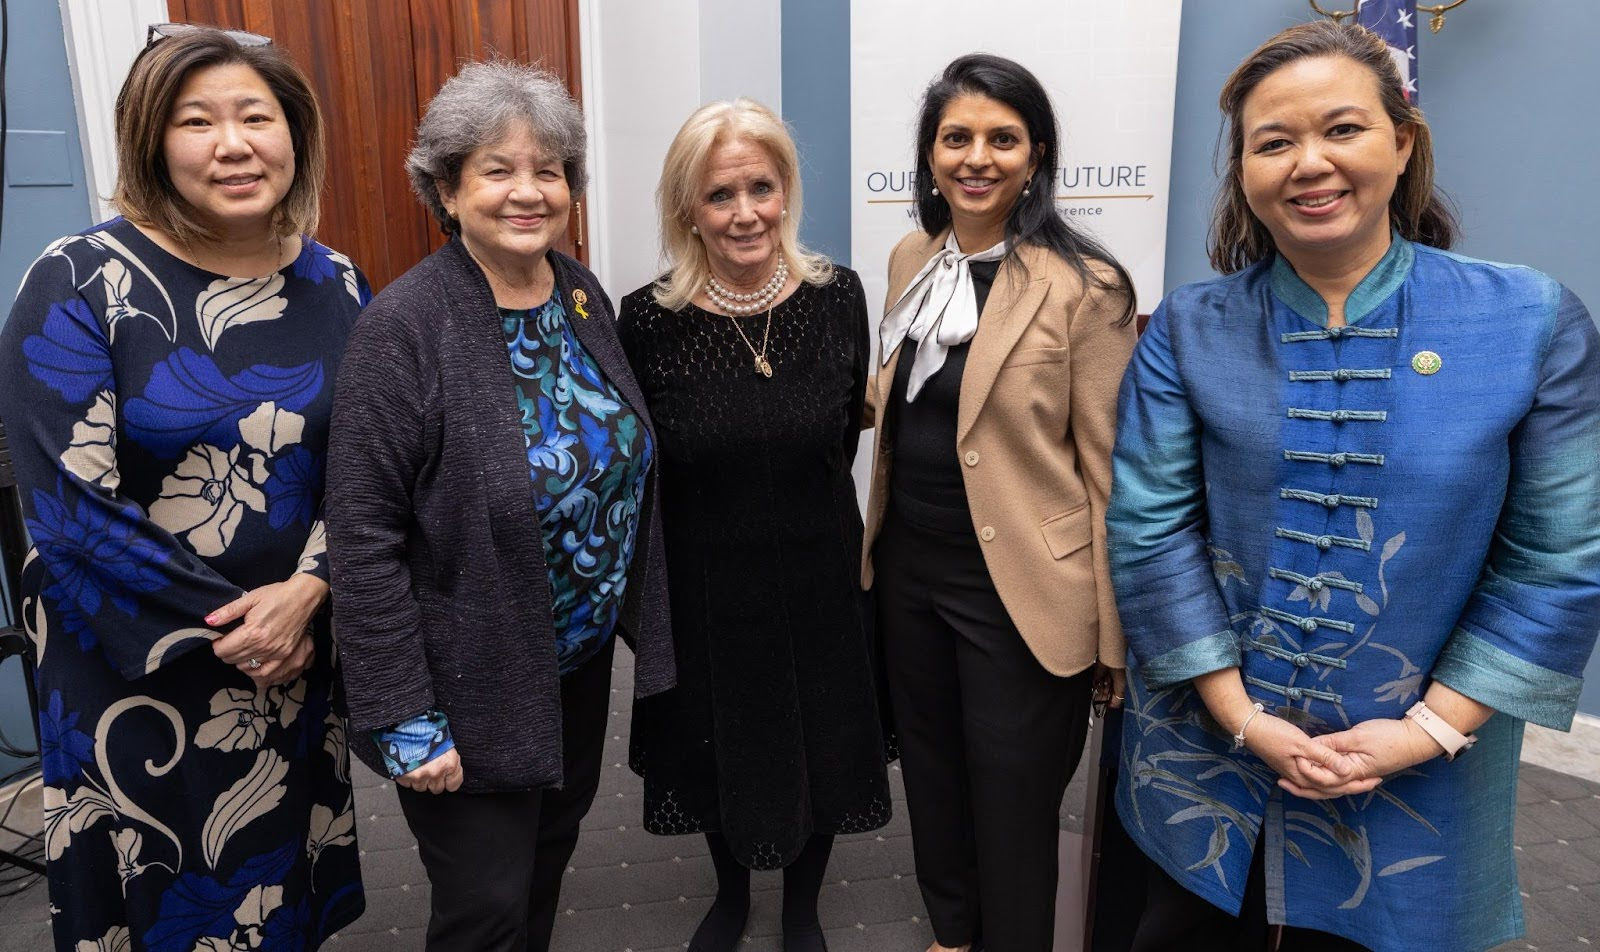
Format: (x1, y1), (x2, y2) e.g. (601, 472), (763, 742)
(1404, 701), (1477, 761)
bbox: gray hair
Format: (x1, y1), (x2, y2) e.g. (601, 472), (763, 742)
(406, 60), (588, 233)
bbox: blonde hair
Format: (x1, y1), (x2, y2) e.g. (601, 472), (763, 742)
(653, 99), (832, 311)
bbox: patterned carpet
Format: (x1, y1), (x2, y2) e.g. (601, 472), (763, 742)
(1, 651), (1597, 951)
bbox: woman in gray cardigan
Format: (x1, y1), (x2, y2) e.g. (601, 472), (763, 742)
(326, 62), (674, 952)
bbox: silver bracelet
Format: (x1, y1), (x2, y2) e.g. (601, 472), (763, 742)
(1232, 702), (1266, 751)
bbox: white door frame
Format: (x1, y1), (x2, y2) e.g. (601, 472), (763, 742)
(58, 0), (167, 223)
(577, 0), (609, 284)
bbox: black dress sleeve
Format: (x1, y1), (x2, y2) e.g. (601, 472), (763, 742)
(844, 270), (871, 468)
(616, 285), (657, 378)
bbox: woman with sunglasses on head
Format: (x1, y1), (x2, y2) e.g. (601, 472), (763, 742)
(1109, 21), (1600, 951)
(0, 25), (366, 950)
(863, 53), (1138, 951)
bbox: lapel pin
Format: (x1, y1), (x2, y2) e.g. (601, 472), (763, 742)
(572, 288), (590, 319)
(1411, 350), (1441, 375)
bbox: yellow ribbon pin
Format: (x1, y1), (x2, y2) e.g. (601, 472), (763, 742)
(572, 288), (590, 320)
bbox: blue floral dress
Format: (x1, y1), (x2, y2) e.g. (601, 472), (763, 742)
(0, 218), (368, 951)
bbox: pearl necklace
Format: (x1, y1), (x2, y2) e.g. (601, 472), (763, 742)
(705, 256), (788, 316)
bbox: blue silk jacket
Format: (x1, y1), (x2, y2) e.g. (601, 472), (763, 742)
(1108, 237), (1600, 952)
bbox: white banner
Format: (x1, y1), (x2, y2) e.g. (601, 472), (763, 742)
(849, 0), (1183, 320)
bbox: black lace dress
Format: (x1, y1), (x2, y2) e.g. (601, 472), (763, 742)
(620, 266), (893, 869)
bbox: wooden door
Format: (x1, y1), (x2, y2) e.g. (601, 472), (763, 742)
(167, 0), (588, 290)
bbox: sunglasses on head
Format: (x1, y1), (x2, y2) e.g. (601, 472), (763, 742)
(144, 23), (272, 49)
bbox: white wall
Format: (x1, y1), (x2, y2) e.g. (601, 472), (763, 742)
(698, 0), (782, 112)
(584, 0), (782, 299)
(59, 0), (168, 223)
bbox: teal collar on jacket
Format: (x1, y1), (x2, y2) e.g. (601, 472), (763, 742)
(1270, 233), (1415, 327)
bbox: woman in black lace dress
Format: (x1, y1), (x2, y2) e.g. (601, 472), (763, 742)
(621, 98), (891, 952)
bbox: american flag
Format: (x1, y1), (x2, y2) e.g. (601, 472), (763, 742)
(1357, 0), (1419, 99)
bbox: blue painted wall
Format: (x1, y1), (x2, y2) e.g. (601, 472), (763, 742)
(0, 1), (92, 777)
(1162, 1), (1600, 717)
(1164, 0), (1600, 312)
(781, 0), (851, 264)
(0, 4), (92, 300)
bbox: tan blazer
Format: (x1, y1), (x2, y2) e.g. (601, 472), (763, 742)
(861, 230), (1137, 677)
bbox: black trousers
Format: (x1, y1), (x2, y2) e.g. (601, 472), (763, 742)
(1129, 837), (1369, 952)
(396, 635), (614, 952)
(877, 507), (1094, 951)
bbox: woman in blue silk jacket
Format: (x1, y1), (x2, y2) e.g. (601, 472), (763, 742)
(1107, 21), (1600, 952)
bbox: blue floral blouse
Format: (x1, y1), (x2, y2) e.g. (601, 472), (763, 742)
(373, 293), (653, 777)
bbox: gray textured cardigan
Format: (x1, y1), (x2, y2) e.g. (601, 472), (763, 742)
(327, 238), (675, 791)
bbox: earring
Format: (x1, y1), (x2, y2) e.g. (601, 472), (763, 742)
(930, 186), (939, 196)
(691, 225), (700, 235)
(1023, 186), (1032, 197)
(781, 208), (788, 217)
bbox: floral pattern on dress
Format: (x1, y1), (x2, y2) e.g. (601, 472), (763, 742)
(0, 217), (368, 951)
(122, 349), (322, 461)
(27, 484), (173, 651)
(61, 391), (119, 490)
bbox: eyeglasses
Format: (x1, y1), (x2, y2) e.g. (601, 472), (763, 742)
(144, 23), (273, 49)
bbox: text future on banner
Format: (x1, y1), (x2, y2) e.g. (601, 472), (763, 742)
(849, 0), (1184, 328)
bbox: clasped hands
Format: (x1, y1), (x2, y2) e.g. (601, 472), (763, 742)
(1239, 708), (1446, 800)
(206, 573), (328, 688)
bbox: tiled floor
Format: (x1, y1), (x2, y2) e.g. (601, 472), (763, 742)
(2, 652), (1598, 951)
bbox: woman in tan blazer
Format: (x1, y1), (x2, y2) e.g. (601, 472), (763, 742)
(863, 54), (1137, 952)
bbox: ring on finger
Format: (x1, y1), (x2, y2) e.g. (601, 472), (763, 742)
(247, 658), (262, 670)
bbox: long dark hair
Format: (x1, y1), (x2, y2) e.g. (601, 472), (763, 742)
(913, 53), (1134, 324)
(1209, 20), (1458, 273)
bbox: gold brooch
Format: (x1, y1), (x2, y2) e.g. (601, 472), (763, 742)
(572, 288), (590, 320)
(1411, 350), (1442, 375)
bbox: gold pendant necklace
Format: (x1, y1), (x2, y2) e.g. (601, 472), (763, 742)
(726, 301), (775, 377)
